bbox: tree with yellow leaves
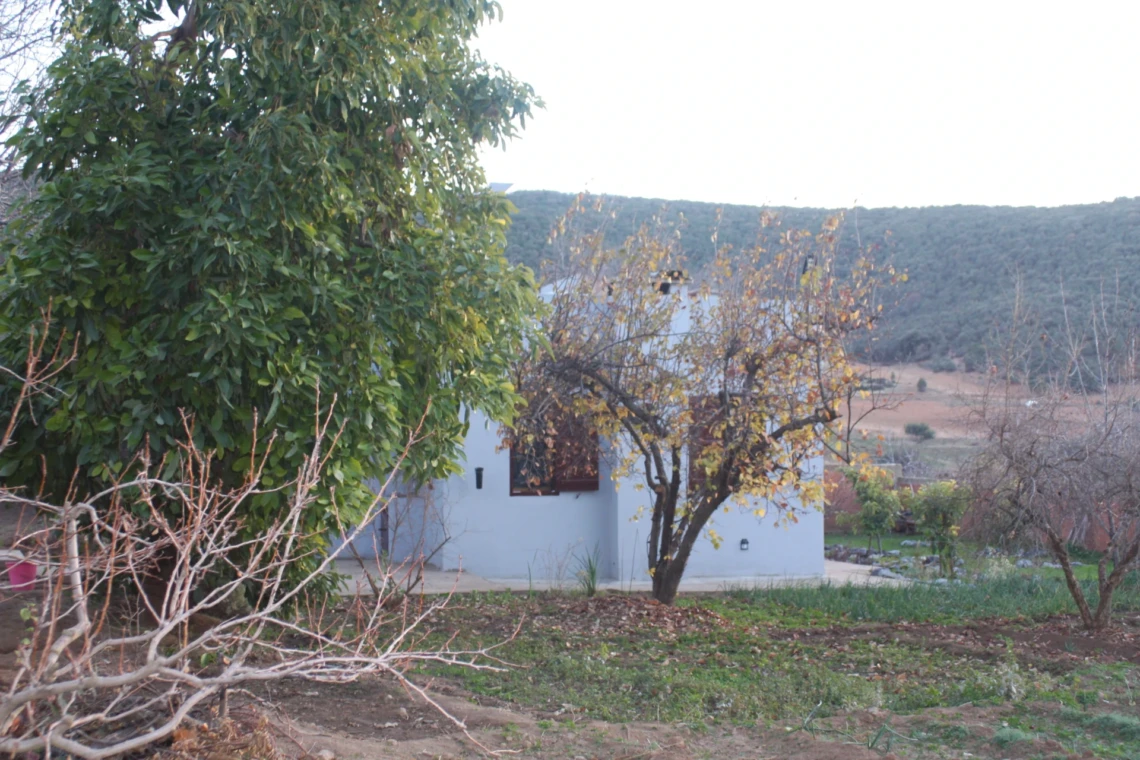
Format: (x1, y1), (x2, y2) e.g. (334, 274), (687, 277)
(507, 197), (899, 604)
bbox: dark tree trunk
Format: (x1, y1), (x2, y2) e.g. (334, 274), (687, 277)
(1090, 537), (1140, 630)
(650, 505), (707, 605)
(1045, 530), (1095, 629)
(651, 560), (686, 605)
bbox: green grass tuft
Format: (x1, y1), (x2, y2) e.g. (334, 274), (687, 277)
(1086, 712), (1140, 740)
(992, 726), (1034, 745)
(721, 574), (1140, 625)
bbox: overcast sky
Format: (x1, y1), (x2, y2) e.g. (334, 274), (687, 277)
(473, 2), (1140, 210)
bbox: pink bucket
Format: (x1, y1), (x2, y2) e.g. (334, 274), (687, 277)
(6, 561), (35, 591)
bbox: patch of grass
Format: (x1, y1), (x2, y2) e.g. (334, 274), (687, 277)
(938, 723), (970, 744)
(1061, 708), (1140, 741)
(721, 574), (1140, 625)
(992, 726), (1034, 745)
(419, 592), (1126, 726)
(1087, 712), (1140, 740)
(444, 626), (1042, 724)
(414, 587), (1140, 753)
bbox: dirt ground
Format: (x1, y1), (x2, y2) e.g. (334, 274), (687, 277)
(256, 679), (1108, 760)
(847, 363), (993, 439)
(258, 679), (903, 760)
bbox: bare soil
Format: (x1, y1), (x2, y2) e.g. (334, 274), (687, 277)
(258, 679), (1114, 760)
(260, 677), (903, 760)
(849, 362), (991, 439)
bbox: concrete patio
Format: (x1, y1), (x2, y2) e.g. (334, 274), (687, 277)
(332, 558), (903, 596)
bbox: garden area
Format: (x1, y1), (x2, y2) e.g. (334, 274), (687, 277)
(260, 578), (1140, 759)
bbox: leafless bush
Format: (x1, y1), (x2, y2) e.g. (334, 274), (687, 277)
(0, 321), (509, 757)
(0, 410), (510, 758)
(966, 281), (1140, 630)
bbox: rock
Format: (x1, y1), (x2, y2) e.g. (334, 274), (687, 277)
(1043, 562), (1062, 569)
(1016, 559), (1034, 568)
(315, 751), (336, 760)
(886, 550), (901, 556)
(900, 539), (920, 547)
(934, 578), (948, 585)
(871, 567), (904, 579)
(397, 707), (409, 720)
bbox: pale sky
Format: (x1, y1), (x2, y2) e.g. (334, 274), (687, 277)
(474, 1), (1140, 209)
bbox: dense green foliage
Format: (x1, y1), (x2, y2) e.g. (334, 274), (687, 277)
(503, 190), (1140, 366)
(842, 468), (901, 552)
(905, 422), (936, 441)
(0, 0), (538, 567)
(910, 481), (971, 578)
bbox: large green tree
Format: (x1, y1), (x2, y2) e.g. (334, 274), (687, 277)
(0, 0), (539, 560)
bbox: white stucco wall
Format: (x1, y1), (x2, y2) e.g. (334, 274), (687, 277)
(428, 414), (618, 581)
(609, 449), (824, 584)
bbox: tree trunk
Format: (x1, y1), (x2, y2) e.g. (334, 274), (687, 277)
(1090, 540), (1140, 630)
(651, 560), (685, 605)
(1092, 584), (1117, 631)
(651, 525), (703, 605)
(1045, 531), (1095, 629)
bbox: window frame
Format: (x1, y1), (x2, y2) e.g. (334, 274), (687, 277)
(508, 418), (601, 497)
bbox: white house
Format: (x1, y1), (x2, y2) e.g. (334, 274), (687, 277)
(338, 283), (825, 586)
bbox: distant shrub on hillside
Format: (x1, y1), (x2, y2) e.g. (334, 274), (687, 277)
(917, 377), (928, 393)
(928, 357), (957, 373)
(905, 422), (935, 441)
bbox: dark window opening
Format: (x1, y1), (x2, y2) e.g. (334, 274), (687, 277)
(510, 410), (600, 496)
(510, 438), (556, 495)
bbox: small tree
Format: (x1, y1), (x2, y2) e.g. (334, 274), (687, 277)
(968, 279), (1140, 629)
(912, 480), (969, 577)
(509, 198), (899, 604)
(916, 377), (928, 393)
(905, 422), (935, 441)
(843, 467), (901, 553)
(0, 0), (540, 577)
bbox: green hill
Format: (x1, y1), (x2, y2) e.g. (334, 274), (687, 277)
(503, 190), (1140, 367)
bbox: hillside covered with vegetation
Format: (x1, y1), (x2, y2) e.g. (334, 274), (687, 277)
(504, 190), (1140, 367)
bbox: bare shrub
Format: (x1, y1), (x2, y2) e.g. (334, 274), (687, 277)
(0, 320), (508, 757)
(967, 281), (1140, 630)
